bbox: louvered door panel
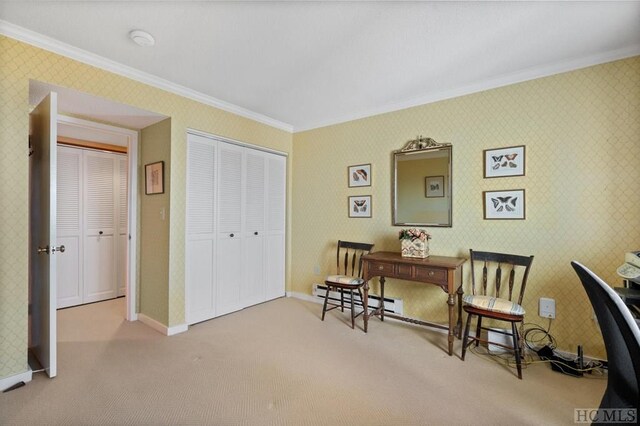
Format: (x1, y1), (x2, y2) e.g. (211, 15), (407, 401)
(84, 151), (117, 303)
(241, 150), (265, 306)
(264, 152), (286, 301)
(266, 154), (286, 233)
(187, 137), (216, 235)
(56, 147), (83, 308)
(218, 143), (243, 233)
(216, 142), (243, 315)
(118, 157), (128, 233)
(85, 153), (116, 234)
(117, 156), (128, 297)
(185, 134), (217, 324)
(244, 151), (265, 233)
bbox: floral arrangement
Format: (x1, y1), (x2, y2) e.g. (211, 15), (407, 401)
(398, 228), (430, 242)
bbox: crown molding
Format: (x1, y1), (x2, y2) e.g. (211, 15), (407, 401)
(295, 43), (640, 133)
(0, 20), (293, 133)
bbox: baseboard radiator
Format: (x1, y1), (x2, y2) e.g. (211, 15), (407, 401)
(312, 284), (404, 316)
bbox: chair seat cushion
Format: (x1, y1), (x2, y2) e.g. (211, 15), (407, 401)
(325, 275), (364, 285)
(462, 294), (525, 315)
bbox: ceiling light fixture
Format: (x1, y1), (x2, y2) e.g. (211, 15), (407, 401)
(129, 30), (155, 47)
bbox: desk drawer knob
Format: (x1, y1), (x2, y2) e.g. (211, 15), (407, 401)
(428, 271), (435, 276)
(378, 265), (384, 271)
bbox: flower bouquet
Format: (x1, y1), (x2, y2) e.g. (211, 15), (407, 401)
(399, 228), (430, 258)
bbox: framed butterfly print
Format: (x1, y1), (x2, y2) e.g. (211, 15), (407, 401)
(348, 195), (372, 218)
(483, 145), (525, 178)
(483, 189), (525, 220)
(348, 163), (371, 187)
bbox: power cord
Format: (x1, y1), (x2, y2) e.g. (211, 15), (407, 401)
(467, 319), (606, 378)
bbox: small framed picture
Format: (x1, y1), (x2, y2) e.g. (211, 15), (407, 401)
(425, 175), (445, 198)
(348, 195), (372, 218)
(483, 145), (525, 178)
(483, 189), (525, 220)
(145, 161), (165, 195)
(348, 163), (371, 187)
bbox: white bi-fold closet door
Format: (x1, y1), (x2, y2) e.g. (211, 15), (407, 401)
(185, 132), (286, 325)
(56, 145), (128, 309)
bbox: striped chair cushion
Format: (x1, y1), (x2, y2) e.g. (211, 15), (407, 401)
(463, 294), (525, 316)
(326, 275), (364, 285)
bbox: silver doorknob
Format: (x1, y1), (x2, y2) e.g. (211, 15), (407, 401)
(52, 245), (66, 253)
(37, 245), (50, 254)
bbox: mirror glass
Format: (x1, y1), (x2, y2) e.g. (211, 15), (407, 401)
(393, 145), (452, 227)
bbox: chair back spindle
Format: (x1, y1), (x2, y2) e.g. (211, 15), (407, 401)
(336, 240), (374, 279)
(470, 249), (534, 305)
(482, 261), (488, 296)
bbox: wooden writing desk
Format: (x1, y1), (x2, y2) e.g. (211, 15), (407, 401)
(361, 252), (466, 356)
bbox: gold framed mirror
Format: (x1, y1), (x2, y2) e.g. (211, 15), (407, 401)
(393, 137), (452, 227)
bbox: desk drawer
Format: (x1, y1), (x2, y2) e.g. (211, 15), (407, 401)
(414, 266), (448, 285)
(369, 261), (394, 275)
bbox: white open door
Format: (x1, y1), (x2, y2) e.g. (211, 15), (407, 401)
(29, 92), (59, 378)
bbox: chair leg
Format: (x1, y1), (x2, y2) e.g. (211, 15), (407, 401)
(350, 290), (355, 329)
(321, 285), (331, 321)
(475, 316), (483, 347)
(511, 322), (523, 379)
(461, 313), (473, 361)
(357, 288), (365, 314)
(340, 288), (345, 312)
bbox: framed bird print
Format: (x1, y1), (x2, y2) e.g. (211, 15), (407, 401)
(348, 163), (371, 187)
(483, 189), (525, 220)
(348, 195), (372, 218)
(483, 145), (525, 178)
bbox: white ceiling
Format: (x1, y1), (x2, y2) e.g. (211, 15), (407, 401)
(3, 1), (640, 132)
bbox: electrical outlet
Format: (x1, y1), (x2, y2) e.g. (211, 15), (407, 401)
(313, 265), (321, 276)
(539, 297), (556, 319)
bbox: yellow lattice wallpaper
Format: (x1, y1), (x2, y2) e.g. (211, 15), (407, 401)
(0, 35), (292, 380)
(291, 56), (640, 359)
(140, 119), (172, 325)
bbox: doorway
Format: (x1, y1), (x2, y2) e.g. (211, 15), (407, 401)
(56, 115), (136, 313)
(28, 80), (168, 378)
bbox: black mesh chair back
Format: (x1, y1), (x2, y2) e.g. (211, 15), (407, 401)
(571, 261), (640, 411)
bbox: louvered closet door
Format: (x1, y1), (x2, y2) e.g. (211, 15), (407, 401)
(264, 152), (286, 301)
(185, 134), (217, 324)
(241, 150), (266, 307)
(117, 155), (128, 297)
(216, 142), (244, 316)
(84, 151), (118, 303)
(56, 146), (83, 308)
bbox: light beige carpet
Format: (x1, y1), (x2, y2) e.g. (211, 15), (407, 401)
(1, 297), (605, 425)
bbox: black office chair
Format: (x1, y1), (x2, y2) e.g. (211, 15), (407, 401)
(571, 261), (640, 412)
(321, 240), (374, 329)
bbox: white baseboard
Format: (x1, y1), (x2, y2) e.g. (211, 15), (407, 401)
(138, 313), (188, 336)
(0, 369), (32, 392)
(287, 291), (320, 304)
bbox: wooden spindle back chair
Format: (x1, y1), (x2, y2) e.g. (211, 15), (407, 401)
(321, 240), (375, 329)
(461, 249), (534, 379)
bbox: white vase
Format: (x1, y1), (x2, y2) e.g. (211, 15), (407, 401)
(401, 238), (429, 258)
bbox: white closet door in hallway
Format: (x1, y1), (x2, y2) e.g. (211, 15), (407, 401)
(57, 146), (84, 308)
(56, 146), (127, 308)
(185, 132), (286, 325)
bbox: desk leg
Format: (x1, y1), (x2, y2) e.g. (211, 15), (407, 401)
(379, 277), (385, 322)
(455, 285), (464, 339)
(363, 280), (369, 333)
(447, 293), (455, 356)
